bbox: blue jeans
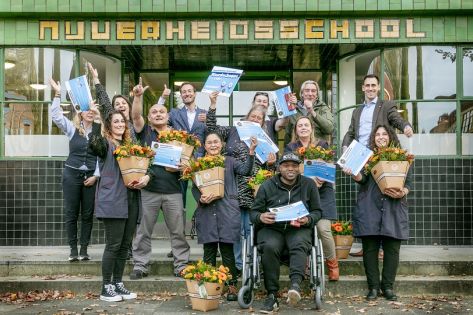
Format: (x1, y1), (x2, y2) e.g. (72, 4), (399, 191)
(233, 207), (251, 270)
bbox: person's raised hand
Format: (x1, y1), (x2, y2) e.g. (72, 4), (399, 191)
(49, 78), (61, 94)
(266, 152), (277, 165)
(248, 136), (258, 155)
(133, 77), (149, 97)
(404, 126), (414, 137)
(288, 93), (298, 104)
(209, 91), (219, 106)
(162, 84), (171, 98)
(87, 63), (99, 84)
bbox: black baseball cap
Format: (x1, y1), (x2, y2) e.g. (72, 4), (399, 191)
(278, 152), (302, 165)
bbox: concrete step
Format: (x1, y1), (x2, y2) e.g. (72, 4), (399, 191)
(1, 275), (472, 297)
(1, 259), (472, 277)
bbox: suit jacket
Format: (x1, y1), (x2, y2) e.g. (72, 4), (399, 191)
(169, 106), (207, 157)
(342, 99), (410, 148)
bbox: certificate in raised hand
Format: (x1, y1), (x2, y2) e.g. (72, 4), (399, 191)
(151, 142), (183, 169)
(303, 160), (336, 183)
(234, 121), (279, 163)
(269, 201), (310, 222)
(65, 75), (92, 113)
(201, 66), (243, 97)
(337, 140), (373, 175)
(272, 86), (297, 118)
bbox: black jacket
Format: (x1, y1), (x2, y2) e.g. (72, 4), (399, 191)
(250, 174), (322, 231)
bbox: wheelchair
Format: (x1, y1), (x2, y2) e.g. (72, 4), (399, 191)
(237, 224), (325, 310)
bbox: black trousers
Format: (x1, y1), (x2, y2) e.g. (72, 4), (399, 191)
(257, 227), (312, 293)
(361, 236), (401, 291)
(101, 191), (139, 284)
(62, 167), (96, 248)
(203, 242), (237, 284)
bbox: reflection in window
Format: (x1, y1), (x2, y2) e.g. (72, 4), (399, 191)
(398, 102), (456, 155)
(383, 46), (456, 100)
(4, 48), (76, 102)
(463, 48), (473, 97)
(461, 101), (473, 155)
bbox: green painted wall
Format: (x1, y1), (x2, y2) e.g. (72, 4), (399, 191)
(0, 0), (472, 16)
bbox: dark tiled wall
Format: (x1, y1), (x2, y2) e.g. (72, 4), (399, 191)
(0, 158), (472, 246)
(336, 158), (473, 245)
(0, 160), (105, 246)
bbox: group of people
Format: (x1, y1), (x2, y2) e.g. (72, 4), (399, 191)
(52, 70), (413, 311)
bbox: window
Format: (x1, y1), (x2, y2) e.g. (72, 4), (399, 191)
(461, 101), (473, 155)
(3, 48), (121, 157)
(463, 48), (473, 97)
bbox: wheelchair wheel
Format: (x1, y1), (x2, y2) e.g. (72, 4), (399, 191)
(314, 286), (322, 310)
(237, 284), (254, 309)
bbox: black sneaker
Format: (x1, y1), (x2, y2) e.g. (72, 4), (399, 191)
(114, 282), (137, 300)
(287, 282), (301, 305)
(260, 293), (279, 314)
(167, 250), (173, 258)
(79, 246), (90, 261)
(99, 284), (123, 302)
(129, 269), (148, 280)
(68, 246), (79, 262)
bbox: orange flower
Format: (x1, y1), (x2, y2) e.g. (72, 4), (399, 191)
(335, 226), (343, 232)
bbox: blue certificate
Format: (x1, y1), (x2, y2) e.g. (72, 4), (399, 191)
(303, 160), (336, 183)
(272, 86), (297, 118)
(151, 142), (183, 169)
(269, 201), (310, 222)
(65, 75), (92, 113)
(337, 140), (373, 175)
(202, 66), (243, 97)
(235, 121), (279, 164)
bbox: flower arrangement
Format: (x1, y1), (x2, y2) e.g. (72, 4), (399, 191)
(297, 144), (335, 162)
(181, 155), (225, 180)
(248, 169), (273, 190)
(157, 129), (201, 149)
(181, 260), (232, 285)
(113, 141), (155, 160)
(364, 145), (415, 175)
(331, 221), (353, 236)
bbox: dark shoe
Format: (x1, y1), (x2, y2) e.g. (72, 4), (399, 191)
(260, 293), (279, 314)
(366, 289), (379, 300)
(167, 250), (173, 258)
(68, 246), (79, 262)
(114, 282), (137, 300)
(286, 282), (301, 305)
(99, 284), (123, 302)
(350, 249), (363, 257)
(129, 269), (148, 280)
(79, 246), (90, 261)
(226, 284), (238, 301)
(383, 289), (398, 301)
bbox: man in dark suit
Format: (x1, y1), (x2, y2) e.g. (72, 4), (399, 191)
(342, 74), (413, 151)
(342, 74), (413, 257)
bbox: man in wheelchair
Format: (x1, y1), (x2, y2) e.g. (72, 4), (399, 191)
(250, 152), (322, 313)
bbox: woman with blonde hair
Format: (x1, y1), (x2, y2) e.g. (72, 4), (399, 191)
(50, 79), (99, 262)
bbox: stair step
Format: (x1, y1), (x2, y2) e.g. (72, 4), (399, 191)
(2, 260), (472, 277)
(1, 275), (472, 296)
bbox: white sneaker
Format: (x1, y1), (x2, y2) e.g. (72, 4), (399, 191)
(100, 284), (123, 302)
(287, 283), (301, 305)
(114, 282), (137, 300)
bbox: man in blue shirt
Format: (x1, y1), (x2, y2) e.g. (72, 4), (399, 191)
(342, 74), (413, 149)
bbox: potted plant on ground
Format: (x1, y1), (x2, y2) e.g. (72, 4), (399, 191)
(364, 145), (414, 193)
(181, 155), (225, 199)
(113, 141), (155, 185)
(181, 260), (232, 312)
(248, 169), (273, 197)
(157, 129), (201, 167)
(331, 221), (353, 259)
